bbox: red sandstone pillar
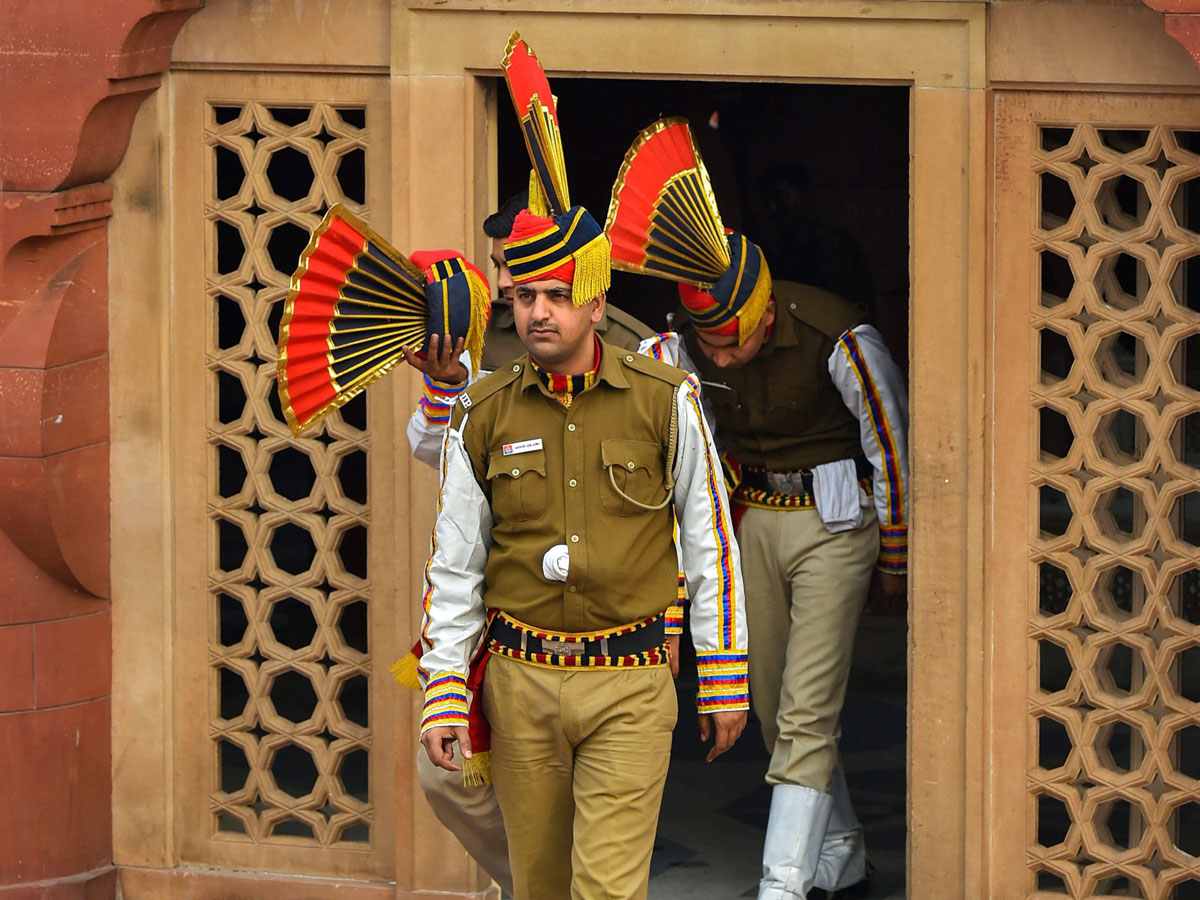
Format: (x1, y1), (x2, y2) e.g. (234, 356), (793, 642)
(0, 3), (201, 896)
(1143, 0), (1200, 67)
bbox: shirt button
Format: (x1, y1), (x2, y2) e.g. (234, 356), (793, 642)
(569, 479), (578, 487)
(570, 534), (579, 543)
(511, 468), (519, 476)
(512, 364), (520, 372)
(568, 585), (577, 593)
(790, 303), (797, 310)
(626, 355), (634, 362)
(567, 423), (576, 432)
(627, 461), (635, 469)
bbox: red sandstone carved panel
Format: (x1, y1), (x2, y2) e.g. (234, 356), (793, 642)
(0, 1), (203, 891)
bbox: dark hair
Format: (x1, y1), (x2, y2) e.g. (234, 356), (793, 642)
(482, 191), (529, 239)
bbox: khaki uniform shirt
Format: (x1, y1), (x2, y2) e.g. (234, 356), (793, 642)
(644, 280), (910, 573)
(680, 282), (863, 471)
(408, 301), (657, 468)
(418, 339), (750, 731)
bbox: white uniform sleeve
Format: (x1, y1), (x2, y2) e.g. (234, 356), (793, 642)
(671, 375), (749, 713)
(638, 332), (717, 433)
(827, 324), (910, 574)
(405, 350), (481, 469)
(636, 333), (693, 632)
(417, 412), (494, 733)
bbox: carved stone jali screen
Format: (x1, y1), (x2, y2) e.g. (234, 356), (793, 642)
(170, 74), (397, 879)
(996, 94), (1200, 900)
(206, 99), (374, 846)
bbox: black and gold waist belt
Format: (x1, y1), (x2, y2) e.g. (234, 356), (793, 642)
(735, 457), (873, 510)
(486, 611), (667, 669)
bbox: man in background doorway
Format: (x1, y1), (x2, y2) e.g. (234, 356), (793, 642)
(608, 118), (910, 899)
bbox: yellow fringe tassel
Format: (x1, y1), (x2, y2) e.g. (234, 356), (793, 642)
(737, 252), (773, 347)
(462, 750), (492, 787)
(464, 268), (491, 376)
(527, 169), (552, 217)
(572, 234), (612, 306)
(388, 653), (421, 690)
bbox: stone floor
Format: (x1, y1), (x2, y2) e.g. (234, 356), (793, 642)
(647, 612), (907, 900)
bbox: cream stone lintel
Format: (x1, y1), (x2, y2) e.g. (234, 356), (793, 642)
(398, 4), (987, 90)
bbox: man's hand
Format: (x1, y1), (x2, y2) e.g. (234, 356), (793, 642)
(867, 570), (907, 615)
(698, 709), (747, 762)
(401, 333), (468, 385)
(420, 725), (472, 773)
(666, 635), (680, 678)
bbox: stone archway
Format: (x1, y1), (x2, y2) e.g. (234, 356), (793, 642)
(0, 3), (202, 893)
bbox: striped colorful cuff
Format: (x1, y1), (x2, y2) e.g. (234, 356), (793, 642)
(878, 523), (907, 574)
(664, 602), (685, 635)
(418, 397), (452, 425)
(419, 376), (465, 425)
(424, 375), (465, 404)
(695, 651), (749, 712)
(420, 672), (469, 734)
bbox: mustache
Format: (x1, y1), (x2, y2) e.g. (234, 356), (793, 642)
(525, 320), (559, 333)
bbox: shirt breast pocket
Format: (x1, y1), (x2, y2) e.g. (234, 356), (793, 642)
(600, 439), (667, 517)
(487, 449), (547, 522)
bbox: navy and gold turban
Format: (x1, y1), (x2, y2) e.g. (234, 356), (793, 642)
(409, 249), (491, 374)
(503, 206), (612, 306)
(676, 231), (773, 345)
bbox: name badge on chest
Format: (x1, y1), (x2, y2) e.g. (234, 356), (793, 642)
(502, 438), (543, 456)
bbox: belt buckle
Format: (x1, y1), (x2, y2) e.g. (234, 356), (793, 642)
(541, 639), (583, 656)
(766, 471), (805, 496)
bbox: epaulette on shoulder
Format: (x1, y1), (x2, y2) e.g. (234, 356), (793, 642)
(775, 280), (865, 342)
(619, 348), (689, 388)
(605, 304), (657, 341)
(457, 359), (524, 412)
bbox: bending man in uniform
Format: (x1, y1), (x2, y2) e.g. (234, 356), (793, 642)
(608, 119), (910, 900)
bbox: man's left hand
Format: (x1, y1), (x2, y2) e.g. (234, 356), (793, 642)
(698, 709), (747, 762)
(666, 635), (680, 678)
(868, 570), (907, 615)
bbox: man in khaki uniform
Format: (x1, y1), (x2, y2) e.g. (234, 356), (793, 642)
(607, 118), (909, 899)
(671, 278), (908, 900)
(398, 195), (661, 896)
(417, 201), (750, 900)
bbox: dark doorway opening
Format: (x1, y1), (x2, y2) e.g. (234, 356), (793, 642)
(498, 78), (909, 899)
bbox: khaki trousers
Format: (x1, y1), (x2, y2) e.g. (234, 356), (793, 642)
(416, 750), (513, 894)
(482, 654), (677, 900)
(738, 505), (878, 793)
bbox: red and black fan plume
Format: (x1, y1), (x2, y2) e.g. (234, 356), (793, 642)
(276, 205), (428, 436)
(502, 31), (570, 217)
(605, 117), (730, 286)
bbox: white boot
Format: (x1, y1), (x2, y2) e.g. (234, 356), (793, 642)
(757, 784), (835, 899)
(813, 762), (867, 891)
